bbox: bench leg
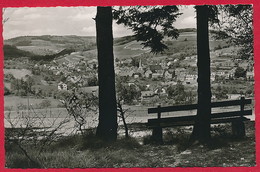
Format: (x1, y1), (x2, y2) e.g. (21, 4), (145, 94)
(151, 127), (163, 144)
(232, 121), (245, 138)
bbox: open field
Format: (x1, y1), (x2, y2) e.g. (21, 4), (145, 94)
(4, 69), (32, 79)
(17, 45), (62, 55)
(4, 96), (62, 110)
(114, 43), (148, 59)
(55, 40), (147, 63)
(4, 100), (255, 133)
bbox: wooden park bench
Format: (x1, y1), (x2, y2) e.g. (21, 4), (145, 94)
(147, 97), (252, 143)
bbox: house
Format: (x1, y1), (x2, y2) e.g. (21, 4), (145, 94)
(118, 69), (134, 77)
(246, 71), (254, 80)
(176, 72), (186, 82)
(70, 76), (81, 84)
(55, 71), (61, 76)
(127, 79), (137, 86)
(211, 73), (216, 81)
(215, 71), (225, 76)
(160, 61), (167, 69)
(173, 59), (179, 63)
(141, 91), (155, 101)
(149, 65), (163, 73)
(175, 68), (186, 76)
(58, 82), (68, 91)
(163, 70), (173, 80)
(227, 94), (243, 100)
(185, 74), (197, 81)
(154, 87), (167, 98)
(88, 59), (98, 64)
(222, 61), (235, 67)
(132, 72), (142, 78)
(115, 68), (120, 74)
(152, 73), (163, 79)
(144, 69), (153, 78)
(167, 61), (172, 67)
(228, 68), (236, 78)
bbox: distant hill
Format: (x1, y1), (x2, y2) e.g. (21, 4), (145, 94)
(4, 35), (96, 46)
(3, 28), (231, 62)
(4, 35), (97, 56)
(114, 35), (136, 46)
(4, 35), (138, 56)
(178, 28), (197, 33)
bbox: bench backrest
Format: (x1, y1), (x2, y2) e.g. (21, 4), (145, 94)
(148, 97), (252, 119)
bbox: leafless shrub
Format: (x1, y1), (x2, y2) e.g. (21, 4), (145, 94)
(61, 92), (99, 134)
(117, 99), (136, 138)
(117, 101), (129, 138)
(5, 106), (70, 168)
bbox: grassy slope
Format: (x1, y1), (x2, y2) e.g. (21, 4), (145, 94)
(5, 121), (255, 168)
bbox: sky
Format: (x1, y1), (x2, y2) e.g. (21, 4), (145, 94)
(2, 6), (196, 40)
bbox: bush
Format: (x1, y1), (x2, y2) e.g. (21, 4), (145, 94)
(234, 67), (246, 78)
(4, 87), (11, 95)
(39, 99), (51, 109)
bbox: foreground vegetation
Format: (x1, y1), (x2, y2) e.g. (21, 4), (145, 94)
(5, 121), (255, 168)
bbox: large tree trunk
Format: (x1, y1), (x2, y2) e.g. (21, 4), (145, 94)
(95, 7), (118, 141)
(191, 5), (211, 143)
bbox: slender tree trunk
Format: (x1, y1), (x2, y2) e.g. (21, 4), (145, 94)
(191, 5), (211, 143)
(122, 114), (129, 138)
(95, 7), (118, 141)
(117, 102), (129, 138)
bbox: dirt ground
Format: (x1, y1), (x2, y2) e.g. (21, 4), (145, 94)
(123, 120), (256, 167)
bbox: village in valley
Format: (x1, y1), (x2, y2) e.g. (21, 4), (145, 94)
(4, 30), (254, 110)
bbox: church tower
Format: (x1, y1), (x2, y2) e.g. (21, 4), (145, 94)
(138, 58), (142, 69)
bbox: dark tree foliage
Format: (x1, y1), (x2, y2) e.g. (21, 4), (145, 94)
(4, 87), (11, 95)
(113, 6), (182, 53)
(116, 81), (141, 104)
(167, 81), (187, 104)
(214, 86), (228, 100)
(234, 67), (246, 78)
(211, 5), (253, 59)
(3, 45), (33, 59)
(30, 49), (75, 61)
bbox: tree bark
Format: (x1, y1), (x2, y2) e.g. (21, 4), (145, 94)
(95, 7), (118, 141)
(191, 5), (211, 143)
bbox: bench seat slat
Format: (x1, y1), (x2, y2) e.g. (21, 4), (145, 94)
(147, 116), (250, 128)
(147, 110), (252, 124)
(148, 115), (196, 124)
(211, 99), (252, 108)
(148, 104), (197, 114)
(211, 110), (252, 118)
